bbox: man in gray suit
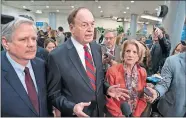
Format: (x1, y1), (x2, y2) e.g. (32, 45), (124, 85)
(47, 7), (129, 117)
(102, 29), (121, 66)
(147, 42), (186, 116)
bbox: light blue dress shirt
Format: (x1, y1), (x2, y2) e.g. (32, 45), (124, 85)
(6, 52), (38, 93)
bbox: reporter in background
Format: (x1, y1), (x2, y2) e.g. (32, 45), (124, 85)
(106, 39), (149, 117)
(102, 29), (122, 66)
(147, 38), (186, 116)
(150, 26), (171, 74)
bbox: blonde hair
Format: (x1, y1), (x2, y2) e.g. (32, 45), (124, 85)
(121, 39), (142, 63)
(115, 36), (122, 46)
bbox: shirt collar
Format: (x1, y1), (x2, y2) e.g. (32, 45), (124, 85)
(71, 36), (91, 51)
(6, 52), (32, 73)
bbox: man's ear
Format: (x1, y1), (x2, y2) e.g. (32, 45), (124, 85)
(69, 24), (74, 32)
(2, 36), (10, 51)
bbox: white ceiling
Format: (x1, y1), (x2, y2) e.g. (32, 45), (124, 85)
(2, 0), (165, 22)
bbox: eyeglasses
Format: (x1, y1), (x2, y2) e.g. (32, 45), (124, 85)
(104, 37), (115, 41)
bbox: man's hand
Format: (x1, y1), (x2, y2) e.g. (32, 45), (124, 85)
(73, 102), (91, 117)
(154, 27), (164, 39)
(107, 84), (130, 101)
(144, 87), (158, 103)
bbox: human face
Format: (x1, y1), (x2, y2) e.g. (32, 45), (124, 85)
(152, 32), (158, 41)
(104, 32), (116, 49)
(46, 42), (56, 52)
(174, 44), (182, 54)
(70, 9), (95, 45)
(123, 44), (139, 66)
(2, 23), (37, 66)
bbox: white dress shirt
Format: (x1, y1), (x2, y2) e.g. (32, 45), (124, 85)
(6, 52), (38, 93)
(71, 37), (95, 70)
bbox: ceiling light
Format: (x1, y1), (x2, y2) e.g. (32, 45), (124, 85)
(126, 7), (130, 10)
(31, 0), (34, 2)
(145, 22), (149, 24)
(137, 21), (144, 24)
(100, 10), (103, 13)
(23, 6), (26, 9)
(112, 16), (118, 20)
(46, 6), (49, 8)
(141, 14), (162, 22)
(61, 0), (65, 2)
(155, 8), (158, 11)
(56, 10), (59, 12)
(98, 6), (101, 9)
(123, 11), (126, 14)
(36, 10), (42, 14)
(131, 1), (134, 3)
(95, 0), (98, 2)
(71, 6), (74, 8)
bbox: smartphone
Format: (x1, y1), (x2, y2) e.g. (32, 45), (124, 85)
(144, 87), (153, 97)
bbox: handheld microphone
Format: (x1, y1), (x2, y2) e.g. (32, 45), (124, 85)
(100, 44), (115, 60)
(120, 102), (133, 117)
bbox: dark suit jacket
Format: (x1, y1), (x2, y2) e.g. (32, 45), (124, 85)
(1, 51), (49, 117)
(47, 38), (110, 117)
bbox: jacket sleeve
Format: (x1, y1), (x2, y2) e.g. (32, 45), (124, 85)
(105, 68), (123, 117)
(158, 36), (171, 56)
(155, 57), (172, 97)
(46, 53), (76, 116)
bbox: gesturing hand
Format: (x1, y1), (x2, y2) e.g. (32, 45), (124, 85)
(73, 102), (91, 117)
(107, 84), (130, 101)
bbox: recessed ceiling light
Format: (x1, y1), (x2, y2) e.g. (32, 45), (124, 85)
(31, 0), (34, 2)
(36, 10), (42, 14)
(123, 11), (126, 14)
(100, 10), (103, 13)
(155, 8), (158, 11)
(131, 1), (134, 3)
(46, 6), (49, 8)
(98, 6), (101, 9)
(126, 7), (130, 10)
(95, 0), (98, 2)
(71, 6), (74, 8)
(23, 6), (26, 9)
(56, 10), (59, 12)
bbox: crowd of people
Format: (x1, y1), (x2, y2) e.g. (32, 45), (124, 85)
(1, 7), (186, 117)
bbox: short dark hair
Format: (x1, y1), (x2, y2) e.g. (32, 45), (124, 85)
(67, 7), (87, 25)
(58, 26), (63, 32)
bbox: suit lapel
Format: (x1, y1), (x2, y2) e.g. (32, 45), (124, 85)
(2, 52), (38, 115)
(31, 60), (42, 116)
(67, 39), (95, 92)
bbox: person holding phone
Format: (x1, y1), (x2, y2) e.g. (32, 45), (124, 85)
(105, 39), (151, 117)
(150, 26), (171, 74)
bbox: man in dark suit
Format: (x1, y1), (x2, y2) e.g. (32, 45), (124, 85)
(47, 7), (129, 117)
(1, 17), (49, 117)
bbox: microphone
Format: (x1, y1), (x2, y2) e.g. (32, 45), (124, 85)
(100, 44), (115, 60)
(120, 102), (133, 117)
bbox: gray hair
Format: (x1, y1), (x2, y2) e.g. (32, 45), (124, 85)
(104, 29), (117, 37)
(2, 17), (37, 42)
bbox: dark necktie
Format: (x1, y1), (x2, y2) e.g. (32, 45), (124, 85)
(83, 45), (96, 91)
(24, 67), (39, 114)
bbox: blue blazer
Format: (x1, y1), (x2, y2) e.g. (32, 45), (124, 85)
(1, 51), (49, 117)
(155, 52), (186, 116)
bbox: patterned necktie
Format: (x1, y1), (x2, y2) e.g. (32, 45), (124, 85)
(24, 67), (39, 114)
(83, 45), (96, 91)
(110, 50), (114, 55)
